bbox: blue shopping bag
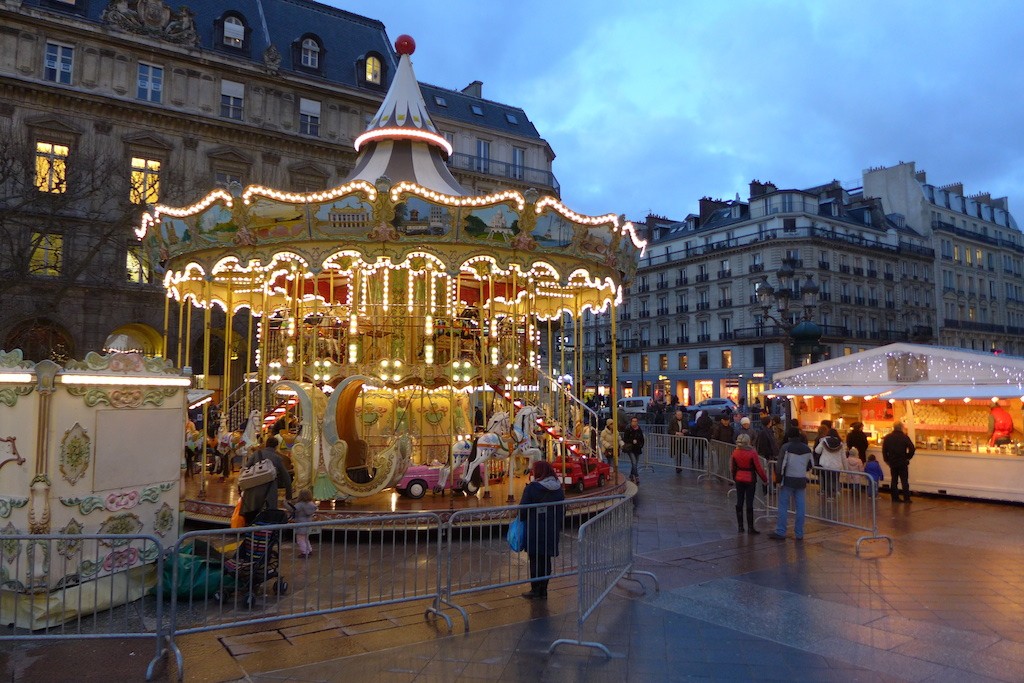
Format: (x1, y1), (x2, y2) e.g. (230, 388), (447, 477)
(507, 517), (525, 552)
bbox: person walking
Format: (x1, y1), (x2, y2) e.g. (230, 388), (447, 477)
(289, 488), (318, 557)
(622, 416), (645, 483)
(731, 433), (767, 534)
(518, 460), (565, 599)
(240, 435), (293, 525)
(846, 422), (869, 463)
(668, 409), (688, 473)
(882, 422), (915, 503)
(771, 428), (813, 540)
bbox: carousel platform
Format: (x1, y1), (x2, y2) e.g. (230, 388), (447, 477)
(181, 468), (631, 528)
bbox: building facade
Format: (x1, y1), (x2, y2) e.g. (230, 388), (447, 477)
(0, 0), (557, 367)
(585, 163), (1023, 407)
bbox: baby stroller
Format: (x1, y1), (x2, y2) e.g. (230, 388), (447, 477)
(216, 508), (289, 608)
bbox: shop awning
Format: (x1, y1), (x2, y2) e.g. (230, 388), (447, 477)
(763, 385), (897, 399)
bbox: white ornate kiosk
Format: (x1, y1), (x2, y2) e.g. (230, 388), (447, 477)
(768, 343), (1024, 502)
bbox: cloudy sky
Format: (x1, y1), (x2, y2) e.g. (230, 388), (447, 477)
(345, 0), (1024, 224)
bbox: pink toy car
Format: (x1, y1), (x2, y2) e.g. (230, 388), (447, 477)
(396, 462), (486, 498)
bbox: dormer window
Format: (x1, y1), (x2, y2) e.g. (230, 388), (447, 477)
(223, 16), (244, 47)
(505, 112), (518, 124)
(434, 95), (447, 107)
(470, 104), (483, 116)
(365, 55), (381, 84)
(301, 38), (319, 68)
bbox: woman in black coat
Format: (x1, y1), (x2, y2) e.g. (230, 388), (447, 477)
(517, 460), (565, 599)
(846, 422), (869, 463)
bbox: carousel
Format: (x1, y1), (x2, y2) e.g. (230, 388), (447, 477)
(139, 36), (646, 522)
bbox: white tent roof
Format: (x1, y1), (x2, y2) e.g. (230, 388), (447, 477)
(770, 343), (1024, 401)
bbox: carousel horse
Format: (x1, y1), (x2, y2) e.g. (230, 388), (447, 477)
(438, 411), (511, 494)
(216, 410), (261, 474)
(510, 404), (544, 474)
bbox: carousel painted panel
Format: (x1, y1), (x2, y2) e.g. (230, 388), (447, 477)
(458, 203), (527, 246)
(394, 196), (454, 238)
(311, 195), (376, 237)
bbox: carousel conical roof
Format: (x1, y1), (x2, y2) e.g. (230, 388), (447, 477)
(346, 35), (466, 196)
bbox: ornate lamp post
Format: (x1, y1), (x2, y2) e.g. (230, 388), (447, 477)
(754, 258), (823, 370)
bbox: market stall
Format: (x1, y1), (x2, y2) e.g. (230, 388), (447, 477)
(766, 343), (1024, 502)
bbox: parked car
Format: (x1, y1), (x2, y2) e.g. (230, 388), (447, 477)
(551, 455), (612, 494)
(617, 397), (651, 416)
(685, 397), (739, 419)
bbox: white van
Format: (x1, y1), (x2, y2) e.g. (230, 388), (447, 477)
(617, 397), (651, 416)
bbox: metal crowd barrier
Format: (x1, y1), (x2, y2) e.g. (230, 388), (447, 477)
(761, 465), (893, 555)
(166, 512), (447, 680)
(0, 533), (167, 680)
(641, 434), (709, 474)
(702, 439), (736, 485)
(549, 496), (658, 656)
(3, 496), (654, 680)
(442, 495), (629, 630)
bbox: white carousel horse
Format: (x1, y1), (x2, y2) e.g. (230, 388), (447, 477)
(216, 409), (261, 470)
(438, 411), (511, 494)
(510, 404), (544, 474)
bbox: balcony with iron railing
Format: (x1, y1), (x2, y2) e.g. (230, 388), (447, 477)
(676, 336), (688, 344)
(657, 337), (670, 345)
(853, 267), (864, 276)
(676, 276), (688, 285)
(840, 295), (852, 303)
(717, 299), (733, 308)
(696, 273), (710, 282)
(818, 261), (830, 270)
(676, 304), (688, 313)
(942, 319), (1007, 333)
(697, 334), (711, 343)
(657, 308), (669, 316)
(839, 265), (851, 273)
(447, 152), (560, 193)
(748, 263), (765, 273)
(696, 302), (711, 311)
(656, 280), (669, 289)
(638, 284), (650, 293)
(718, 332), (734, 341)
(717, 270), (732, 279)
(638, 310), (650, 318)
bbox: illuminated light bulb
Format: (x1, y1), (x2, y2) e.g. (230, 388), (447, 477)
(963, 397), (971, 403)
(394, 360), (402, 368)
(392, 374), (401, 382)
(380, 360), (388, 368)
(939, 398), (946, 403)
(380, 373), (389, 380)
(842, 395), (853, 401)
(914, 399), (921, 404)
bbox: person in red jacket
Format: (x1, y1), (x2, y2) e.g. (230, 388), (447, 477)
(989, 404), (1014, 446)
(731, 433), (768, 534)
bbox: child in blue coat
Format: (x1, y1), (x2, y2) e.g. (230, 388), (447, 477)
(864, 454), (885, 497)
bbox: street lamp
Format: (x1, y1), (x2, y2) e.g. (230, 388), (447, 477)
(754, 258), (823, 370)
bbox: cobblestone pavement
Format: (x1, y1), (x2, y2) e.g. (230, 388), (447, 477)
(4, 466), (1024, 682)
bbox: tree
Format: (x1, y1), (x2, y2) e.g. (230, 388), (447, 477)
(0, 122), (201, 360)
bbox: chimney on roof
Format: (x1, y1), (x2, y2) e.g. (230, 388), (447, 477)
(940, 182), (964, 196)
(970, 192), (992, 204)
(914, 170), (927, 183)
(461, 80), (483, 98)
(698, 197), (728, 225)
(748, 180), (777, 198)
(991, 197), (1009, 211)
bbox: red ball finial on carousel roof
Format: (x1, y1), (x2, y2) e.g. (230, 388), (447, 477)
(395, 34), (415, 56)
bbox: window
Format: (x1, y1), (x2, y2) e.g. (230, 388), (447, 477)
(35, 141), (69, 194)
(505, 112), (518, 124)
(130, 157), (161, 204)
(299, 98), (321, 137)
(678, 353), (688, 370)
(699, 351), (709, 370)
(475, 139), (490, 173)
(301, 38), (320, 68)
(45, 42), (73, 84)
(659, 354), (668, 371)
(135, 63), (163, 102)
(223, 16), (244, 47)
(220, 80), (244, 120)
(126, 245), (151, 284)
(511, 147), (525, 180)
(641, 356), (649, 373)
(30, 232), (62, 277)
(622, 356), (629, 372)
(365, 55), (381, 84)
(753, 347), (765, 367)
(470, 104), (484, 116)
(721, 350), (732, 369)
(215, 171), (243, 188)
(434, 96), (447, 107)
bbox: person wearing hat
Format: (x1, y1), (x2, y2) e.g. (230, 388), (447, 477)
(599, 418), (617, 463)
(711, 413), (736, 444)
(734, 415), (755, 442)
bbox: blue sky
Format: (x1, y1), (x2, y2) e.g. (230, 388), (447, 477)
(344, 0), (1024, 225)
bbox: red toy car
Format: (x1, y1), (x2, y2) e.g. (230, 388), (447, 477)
(551, 456), (611, 494)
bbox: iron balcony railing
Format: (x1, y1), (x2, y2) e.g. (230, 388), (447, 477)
(447, 152), (560, 193)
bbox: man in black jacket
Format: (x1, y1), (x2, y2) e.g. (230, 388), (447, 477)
(882, 422), (915, 503)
